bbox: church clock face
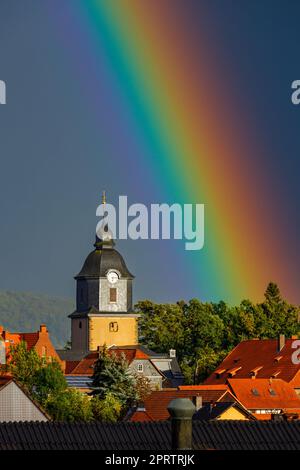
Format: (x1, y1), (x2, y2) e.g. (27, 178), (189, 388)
(107, 271), (119, 284)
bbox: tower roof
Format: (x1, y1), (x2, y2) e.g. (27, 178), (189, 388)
(76, 192), (134, 279)
(75, 241), (134, 279)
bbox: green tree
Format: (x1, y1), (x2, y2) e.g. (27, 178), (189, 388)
(45, 388), (93, 422)
(134, 373), (152, 401)
(91, 393), (122, 422)
(182, 299), (225, 383)
(137, 300), (185, 359)
(194, 346), (227, 383)
(92, 347), (138, 406)
(136, 283), (300, 384)
(8, 341), (42, 390)
(258, 283), (300, 338)
(264, 282), (282, 304)
(33, 360), (67, 404)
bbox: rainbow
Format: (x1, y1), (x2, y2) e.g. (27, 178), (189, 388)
(47, 1), (294, 304)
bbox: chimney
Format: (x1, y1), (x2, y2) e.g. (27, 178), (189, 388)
(136, 401), (146, 412)
(192, 395), (202, 411)
(39, 324), (47, 334)
(167, 398), (195, 450)
(169, 349), (176, 358)
(0, 340), (6, 365)
(278, 334), (285, 352)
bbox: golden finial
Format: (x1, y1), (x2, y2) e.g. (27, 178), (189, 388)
(101, 190), (106, 205)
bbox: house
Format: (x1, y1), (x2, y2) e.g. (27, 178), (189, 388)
(193, 401), (254, 421)
(62, 346), (168, 391)
(205, 335), (300, 393)
(126, 385), (252, 422)
(0, 377), (49, 422)
(226, 378), (300, 420)
(0, 324), (64, 368)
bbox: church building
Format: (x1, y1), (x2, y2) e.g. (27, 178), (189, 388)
(58, 196), (183, 389)
(69, 222), (139, 352)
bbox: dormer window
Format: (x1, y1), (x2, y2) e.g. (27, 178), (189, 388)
(274, 355), (283, 362)
(228, 366), (242, 377)
(215, 368), (226, 378)
(250, 366), (263, 377)
(271, 370), (281, 378)
(137, 363), (143, 373)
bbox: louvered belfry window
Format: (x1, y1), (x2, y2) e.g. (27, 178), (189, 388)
(110, 288), (117, 303)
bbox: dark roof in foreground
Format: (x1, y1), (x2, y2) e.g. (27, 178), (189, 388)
(0, 420), (300, 450)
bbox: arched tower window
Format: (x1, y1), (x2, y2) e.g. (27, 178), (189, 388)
(109, 322), (118, 332)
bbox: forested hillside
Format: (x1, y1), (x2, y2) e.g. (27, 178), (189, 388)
(0, 291), (74, 348)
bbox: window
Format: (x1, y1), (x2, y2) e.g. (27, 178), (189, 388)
(109, 322), (118, 332)
(269, 388), (277, 396)
(137, 363), (143, 373)
(110, 288), (117, 303)
(251, 388), (260, 396)
(79, 321), (82, 329)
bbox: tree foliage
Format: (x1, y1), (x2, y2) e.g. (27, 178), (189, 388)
(136, 282), (300, 383)
(8, 341), (42, 390)
(8, 342), (92, 421)
(33, 360), (67, 404)
(92, 347), (138, 406)
(45, 388), (93, 422)
(91, 393), (122, 423)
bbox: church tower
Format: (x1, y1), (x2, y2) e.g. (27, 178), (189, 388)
(69, 196), (139, 352)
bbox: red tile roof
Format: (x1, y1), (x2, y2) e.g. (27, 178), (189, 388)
(227, 378), (300, 410)
(0, 376), (11, 389)
(64, 361), (80, 375)
(20, 333), (39, 350)
(129, 410), (154, 422)
(0, 331), (39, 350)
(205, 338), (300, 386)
(128, 387), (235, 422)
(0, 326), (63, 368)
(109, 348), (149, 362)
(66, 348), (151, 376)
(178, 385), (228, 391)
(67, 353), (98, 375)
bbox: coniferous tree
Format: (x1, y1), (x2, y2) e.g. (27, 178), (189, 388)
(92, 347), (138, 406)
